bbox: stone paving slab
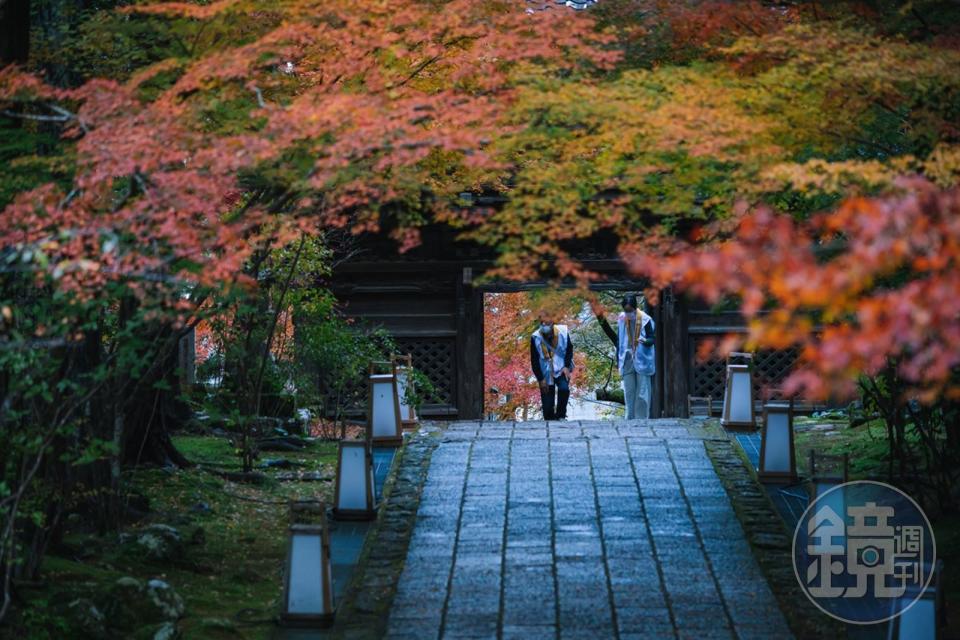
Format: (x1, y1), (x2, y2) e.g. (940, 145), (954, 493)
(385, 420), (793, 640)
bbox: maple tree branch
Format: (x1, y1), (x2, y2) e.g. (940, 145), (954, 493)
(393, 34), (479, 89)
(809, 0), (821, 21)
(253, 235), (306, 418)
(909, 8), (934, 38)
(167, 31), (193, 58)
(2, 110), (69, 123)
(0, 337), (70, 351)
(732, 16), (760, 37)
(3, 104), (89, 133)
(0, 262), (201, 287)
(822, 129), (898, 157)
(328, 242), (365, 270)
(397, 53), (445, 88)
(133, 171), (151, 196)
(190, 20), (213, 56)
(58, 188), (80, 210)
(47, 104), (77, 121)
(250, 84), (266, 108)
(111, 178), (134, 213)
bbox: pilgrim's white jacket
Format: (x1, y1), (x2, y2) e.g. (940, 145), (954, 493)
(531, 324), (571, 386)
(617, 311), (655, 376)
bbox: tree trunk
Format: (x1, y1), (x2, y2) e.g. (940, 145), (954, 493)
(121, 333), (193, 468)
(121, 392), (192, 468)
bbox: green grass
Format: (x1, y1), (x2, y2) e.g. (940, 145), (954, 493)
(14, 434), (340, 639)
(172, 435), (238, 465)
(793, 417), (890, 480)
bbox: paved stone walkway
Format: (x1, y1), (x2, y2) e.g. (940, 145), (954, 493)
(385, 420), (793, 640)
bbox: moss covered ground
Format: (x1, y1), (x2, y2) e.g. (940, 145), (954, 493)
(13, 434), (340, 639)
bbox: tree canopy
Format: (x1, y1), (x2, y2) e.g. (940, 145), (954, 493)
(3, 1), (960, 400)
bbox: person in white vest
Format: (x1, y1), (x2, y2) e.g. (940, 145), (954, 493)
(596, 294), (655, 419)
(530, 311), (574, 420)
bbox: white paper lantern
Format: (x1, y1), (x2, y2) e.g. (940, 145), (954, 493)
(807, 451), (848, 517)
(367, 366), (403, 446)
(721, 362), (755, 430)
(333, 440), (376, 520)
(392, 354), (418, 428)
(758, 401), (796, 482)
(887, 560), (943, 640)
(280, 520), (334, 627)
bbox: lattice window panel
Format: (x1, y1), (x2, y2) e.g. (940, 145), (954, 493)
(754, 347), (801, 398)
(395, 338), (455, 406)
(318, 371), (368, 418)
(690, 337), (801, 409)
(318, 337), (455, 417)
(691, 352), (727, 401)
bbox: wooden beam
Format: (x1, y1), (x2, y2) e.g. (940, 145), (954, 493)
(477, 279), (648, 293)
(334, 258), (636, 275)
(688, 326), (750, 334)
(387, 329), (458, 338)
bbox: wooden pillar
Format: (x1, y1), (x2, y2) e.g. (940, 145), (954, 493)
(0, 0), (30, 64)
(660, 288), (690, 417)
(651, 297), (663, 419)
(456, 268), (484, 420)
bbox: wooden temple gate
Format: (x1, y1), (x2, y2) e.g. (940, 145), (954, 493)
(327, 229), (806, 420)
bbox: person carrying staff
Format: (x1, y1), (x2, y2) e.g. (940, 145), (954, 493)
(596, 294), (655, 419)
(530, 311), (574, 420)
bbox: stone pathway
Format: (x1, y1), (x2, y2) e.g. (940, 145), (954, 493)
(385, 419), (793, 640)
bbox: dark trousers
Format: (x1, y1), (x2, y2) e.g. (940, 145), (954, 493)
(539, 375), (570, 420)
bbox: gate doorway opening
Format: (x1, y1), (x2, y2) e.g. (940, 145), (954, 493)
(332, 253), (705, 420)
(482, 289), (656, 422)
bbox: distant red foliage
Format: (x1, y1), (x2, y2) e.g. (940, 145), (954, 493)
(630, 180), (960, 402)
